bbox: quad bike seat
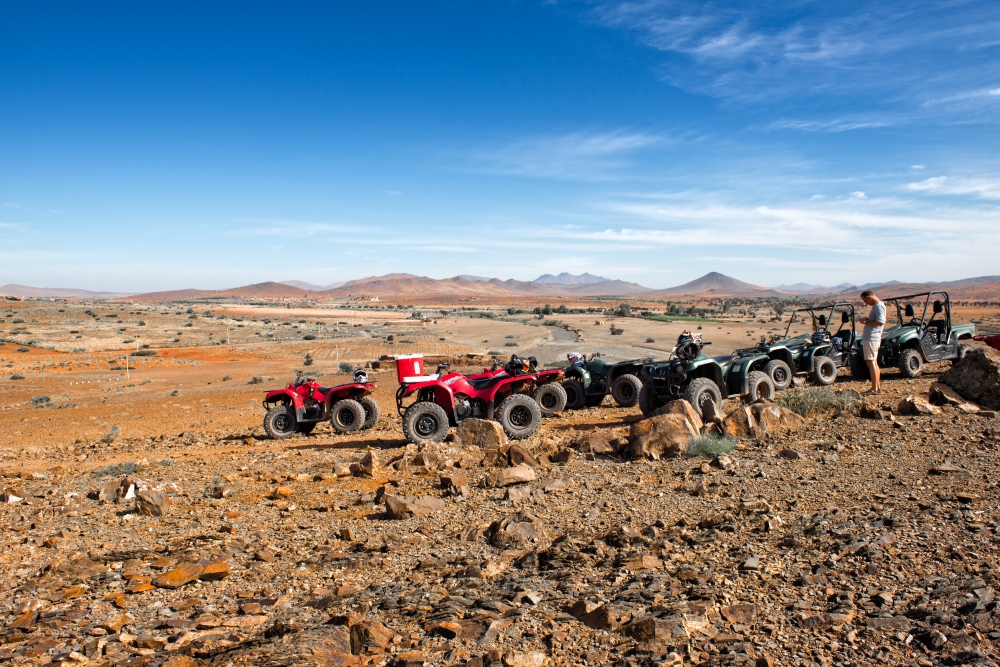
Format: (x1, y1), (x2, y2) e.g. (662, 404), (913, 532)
(468, 375), (509, 390)
(712, 354), (738, 367)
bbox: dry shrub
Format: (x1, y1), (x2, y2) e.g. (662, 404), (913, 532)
(778, 387), (861, 418)
(686, 434), (736, 457)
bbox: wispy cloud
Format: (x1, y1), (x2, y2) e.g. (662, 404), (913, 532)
(907, 176), (1000, 199)
(464, 130), (665, 180)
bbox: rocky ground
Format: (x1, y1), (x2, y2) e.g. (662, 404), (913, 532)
(2, 346), (1000, 667)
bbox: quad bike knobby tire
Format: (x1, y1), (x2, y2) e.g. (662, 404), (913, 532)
(330, 399), (365, 433)
(683, 378), (723, 412)
(953, 343), (972, 366)
(899, 348), (924, 378)
(264, 405), (297, 439)
(744, 371), (776, 403)
(402, 401), (450, 444)
(638, 382), (662, 417)
(497, 394), (542, 440)
(764, 359), (793, 390)
(813, 356), (837, 386)
(358, 396), (381, 430)
(562, 379), (586, 410)
(533, 383), (567, 417)
(848, 350), (870, 380)
(610, 374), (643, 408)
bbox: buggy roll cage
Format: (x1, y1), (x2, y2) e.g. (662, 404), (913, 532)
(881, 291), (952, 331)
(782, 303), (856, 340)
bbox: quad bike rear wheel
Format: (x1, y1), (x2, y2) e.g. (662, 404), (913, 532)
(848, 350), (870, 380)
(813, 356), (837, 386)
(562, 379), (586, 410)
(497, 394), (542, 440)
(764, 359), (793, 390)
(899, 348), (924, 378)
(638, 382), (663, 417)
(745, 371), (776, 403)
(684, 378), (723, 412)
(533, 383), (567, 417)
(358, 396), (381, 430)
(330, 399), (365, 433)
(402, 401), (449, 444)
(610, 374), (643, 408)
(263, 405), (297, 439)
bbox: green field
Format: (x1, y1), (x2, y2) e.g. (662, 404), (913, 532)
(642, 314), (720, 323)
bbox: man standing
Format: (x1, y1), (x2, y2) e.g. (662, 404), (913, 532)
(858, 290), (886, 394)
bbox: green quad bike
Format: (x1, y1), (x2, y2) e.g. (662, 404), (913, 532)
(849, 291), (975, 380)
(638, 332), (777, 416)
(752, 303), (858, 390)
(561, 353), (647, 409)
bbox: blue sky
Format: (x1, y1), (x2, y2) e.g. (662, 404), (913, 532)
(2, 1), (999, 292)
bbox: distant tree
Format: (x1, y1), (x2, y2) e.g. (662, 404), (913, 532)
(542, 304), (553, 315)
(557, 304), (569, 314)
(618, 303), (632, 316)
(303, 353), (314, 366)
(508, 307), (518, 315)
(533, 306), (542, 314)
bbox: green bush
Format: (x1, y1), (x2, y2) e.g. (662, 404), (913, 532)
(338, 362), (353, 373)
(778, 387), (861, 418)
(686, 434), (736, 457)
(504, 342), (518, 347)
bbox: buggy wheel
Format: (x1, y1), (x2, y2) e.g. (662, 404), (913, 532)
(358, 396), (381, 430)
(953, 343), (972, 366)
(296, 422), (317, 435)
(813, 356), (837, 386)
(610, 374), (643, 407)
(330, 399), (365, 433)
(744, 371), (775, 403)
(263, 405), (297, 439)
(683, 378), (723, 412)
(638, 382), (663, 417)
(562, 379), (586, 410)
(764, 359), (793, 390)
(848, 350), (870, 380)
(402, 401), (449, 444)
(533, 383), (567, 417)
(497, 394), (542, 440)
(899, 348), (924, 378)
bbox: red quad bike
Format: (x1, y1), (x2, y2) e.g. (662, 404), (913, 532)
(460, 355), (568, 416)
(262, 369), (380, 439)
(393, 354), (562, 444)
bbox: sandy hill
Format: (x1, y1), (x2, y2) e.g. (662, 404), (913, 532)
(653, 272), (780, 297)
(534, 272), (610, 285)
(320, 273), (651, 298)
(833, 275), (1000, 300)
(0, 284), (133, 299)
(124, 282), (309, 302)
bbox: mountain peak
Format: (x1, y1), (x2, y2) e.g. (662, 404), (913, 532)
(534, 272), (609, 285)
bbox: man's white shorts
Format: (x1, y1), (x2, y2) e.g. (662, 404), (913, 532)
(862, 338), (880, 362)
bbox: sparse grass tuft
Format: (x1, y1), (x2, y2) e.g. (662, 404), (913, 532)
(92, 461), (141, 477)
(100, 425), (119, 444)
(248, 376), (264, 385)
(338, 362), (353, 373)
(778, 387), (861, 418)
(686, 434), (736, 457)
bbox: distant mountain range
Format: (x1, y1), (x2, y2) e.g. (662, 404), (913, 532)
(6, 273), (1000, 302)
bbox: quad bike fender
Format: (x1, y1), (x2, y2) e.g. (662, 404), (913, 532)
(563, 366), (591, 388)
(766, 347), (796, 370)
(800, 345), (833, 372)
(727, 353), (770, 396)
(606, 361), (643, 384)
(396, 381), (457, 419)
(685, 359), (727, 398)
(322, 382), (377, 406)
(263, 388), (305, 410)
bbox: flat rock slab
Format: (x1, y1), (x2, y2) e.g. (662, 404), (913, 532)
(153, 563), (204, 589)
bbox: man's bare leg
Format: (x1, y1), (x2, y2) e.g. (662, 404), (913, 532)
(866, 359), (880, 393)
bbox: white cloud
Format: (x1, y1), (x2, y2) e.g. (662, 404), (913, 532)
(465, 130), (665, 180)
(911, 165), (925, 169)
(907, 176), (1000, 199)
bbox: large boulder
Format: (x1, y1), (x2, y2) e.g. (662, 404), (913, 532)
(941, 348), (1000, 410)
(652, 399), (704, 432)
(456, 419), (508, 465)
(383, 494), (445, 519)
(722, 402), (803, 440)
(482, 464), (536, 487)
(622, 414), (697, 460)
(898, 395), (942, 416)
(487, 513), (548, 549)
(929, 382), (979, 412)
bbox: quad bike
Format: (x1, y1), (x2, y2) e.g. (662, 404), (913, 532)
(974, 334), (1000, 351)
(562, 352), (647, 409)
(848, 291), (975, 379)
(750, 303), (857, 389)
(461, 355), (568, 416)
(394, 354), (560, 444)
(639, 331), (776, 416)
(262, 369), (379, 439)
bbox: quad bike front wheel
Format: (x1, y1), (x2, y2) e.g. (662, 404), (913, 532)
(745, 371), (776, 403)
(263, 405), (297, 439)
(562, 379), (586, 410)
(899, 348), (924, 378)
(610, 374), (643, 408)
(497, 394), (542, 440)
(848, 351), (870, 380)
(638, 382), (663, 417)
(402, 401), (450, 444)
(533, 383), (567, 417)
(358, 396), (382, 430)
(330, 399), (365, 433)
(764, 359), (793, 390)
(813, 356), (837, 386)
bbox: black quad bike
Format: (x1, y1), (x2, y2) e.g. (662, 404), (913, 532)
(561, 353), (647, 410)
(639, 331), (776, 416)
